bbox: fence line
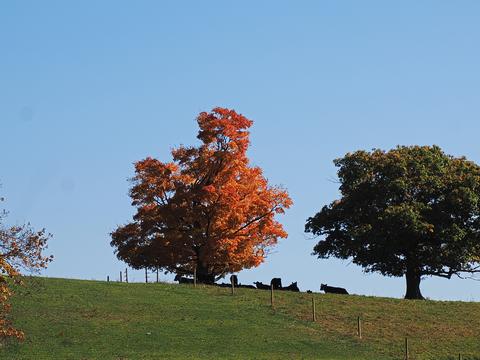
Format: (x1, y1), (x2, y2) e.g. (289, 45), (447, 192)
(101, 272), (475, 359)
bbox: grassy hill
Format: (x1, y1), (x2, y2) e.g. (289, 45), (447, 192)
(1, 277), (480, 359)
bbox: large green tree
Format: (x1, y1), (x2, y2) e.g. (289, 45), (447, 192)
(306, 146), (480, 299)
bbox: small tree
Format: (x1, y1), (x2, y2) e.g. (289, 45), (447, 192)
(306, 146), (480, 299)
(0, 196), (52, 340)
(111, 108), (292, 283)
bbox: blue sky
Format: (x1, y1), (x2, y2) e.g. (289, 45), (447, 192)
(1, 1), (480, 300)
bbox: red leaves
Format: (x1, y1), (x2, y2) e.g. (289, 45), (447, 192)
(196, 108), (253, 155)
(111, 108), (292, 279)
(0, 198), (52, 341)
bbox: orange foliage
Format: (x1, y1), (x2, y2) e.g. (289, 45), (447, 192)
(0, 202), (52, 342)
(111, 108), (292, 282)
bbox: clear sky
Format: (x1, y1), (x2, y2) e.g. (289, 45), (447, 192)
(2, 1), (480, 300)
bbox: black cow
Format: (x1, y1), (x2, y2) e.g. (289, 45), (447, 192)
(230, 275), (238, 287)
(270, 278), (282, 290)
(254, 281), (271, 290)
(320, 283), (349, 295)
(282, 282), (300, 292)
(174, 274), (194, 284)
(306, 290), (312, 294)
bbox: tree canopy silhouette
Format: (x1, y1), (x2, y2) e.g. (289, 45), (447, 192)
(306, 146), (480, 299)
(111, 108), (292, 283)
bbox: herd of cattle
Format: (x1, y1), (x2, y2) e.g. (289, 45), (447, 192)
(174, 274), (349, 295)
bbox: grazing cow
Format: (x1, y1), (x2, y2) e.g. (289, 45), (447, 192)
(270, 278), (282, 290)
(306, 290), (312, 294)
(174, 274), (194, 284)
(320, 284), (349, 295)
(282, 282), (300, 292)
(230, 275), (238, 287)
(254, 281), (271, 290)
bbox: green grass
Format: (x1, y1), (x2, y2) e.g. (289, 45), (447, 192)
(1, 277), (480, 359)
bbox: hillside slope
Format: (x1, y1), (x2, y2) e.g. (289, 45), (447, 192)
(1, 277), (480, 359)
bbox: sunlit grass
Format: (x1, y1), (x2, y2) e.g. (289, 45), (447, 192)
(1, 277), (479, 359)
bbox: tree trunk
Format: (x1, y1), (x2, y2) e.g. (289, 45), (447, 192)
(404, 267), (424, 300)
(195, 262), (215, 284)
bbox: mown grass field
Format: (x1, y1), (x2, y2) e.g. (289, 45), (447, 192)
(1, 277), (480, 359)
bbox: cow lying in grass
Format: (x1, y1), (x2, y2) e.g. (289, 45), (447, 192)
(320, 283), (349, 295)
(254, 281), (271, 290)
(282, 282), (300, 292)
(255, 280), (300, 292)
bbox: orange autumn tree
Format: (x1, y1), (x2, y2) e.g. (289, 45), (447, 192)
(111, 108), (292, 283)
(0, 195), (52, 341)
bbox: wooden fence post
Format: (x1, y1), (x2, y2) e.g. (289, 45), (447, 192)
(145, 268), (148, 283)
(270, 284), (274, 308)
(120, 271), (122, 283)
(405, 337), (409, 360)
(312, 297), (316, 322)
(107, 275), (109, 283)
(357, 316), (362, 339)
(231, 276), (235, 295)
(125, 268), (128, 283)
(156, 268), (159, 283)
(193, 268), (197, 288)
